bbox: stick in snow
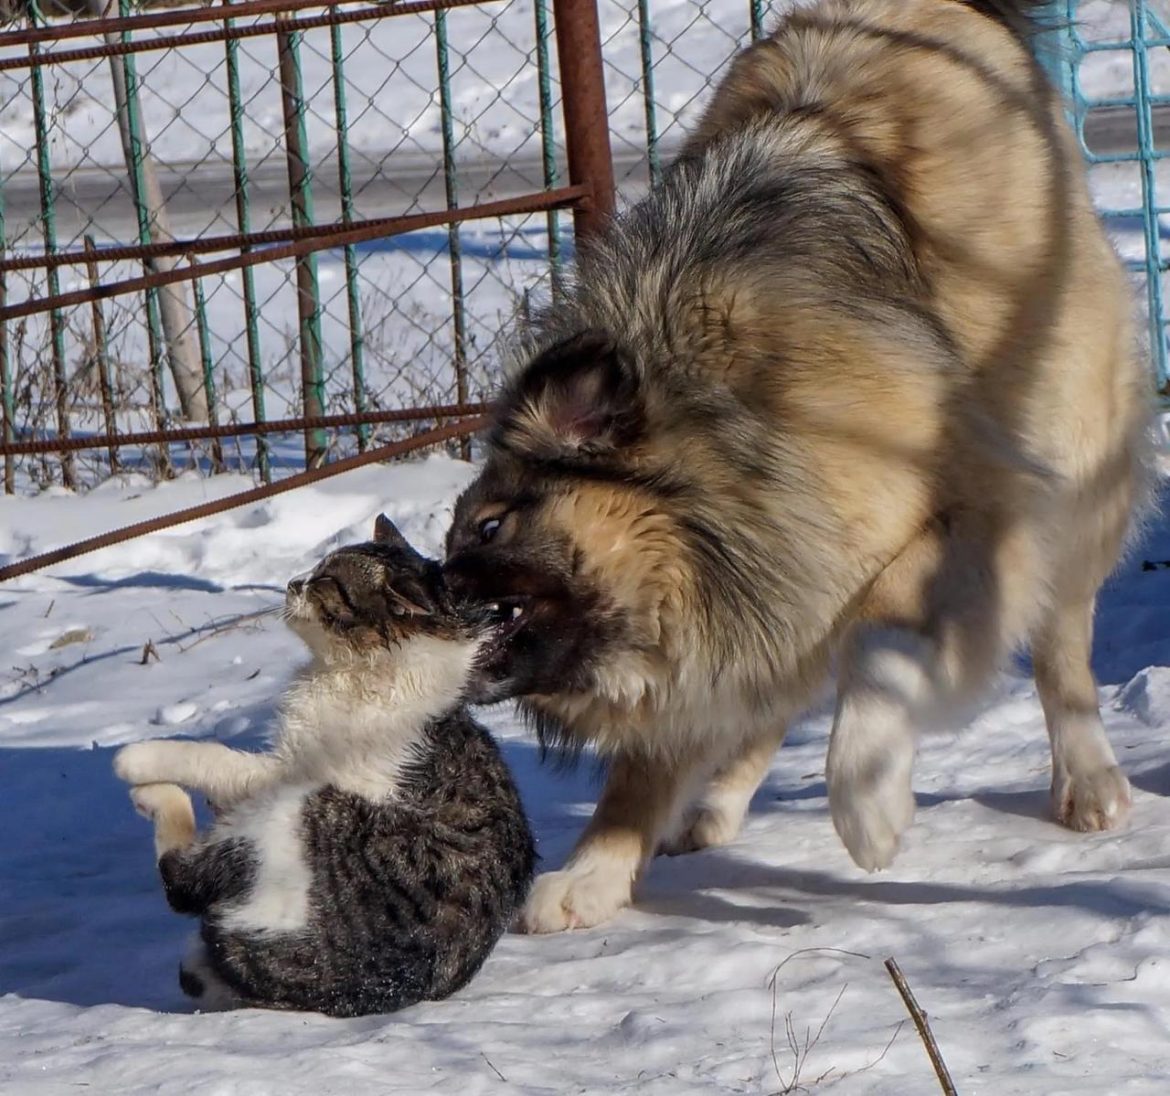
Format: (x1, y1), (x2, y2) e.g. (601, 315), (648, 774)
(884, 958), (957, 1096)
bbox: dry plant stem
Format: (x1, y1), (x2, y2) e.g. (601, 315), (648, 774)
(767, 948), (871, 1094)
(174, 607), (276, 654)
(884, 958), (958, 1096)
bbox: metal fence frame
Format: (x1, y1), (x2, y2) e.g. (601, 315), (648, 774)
(0, 0), (1166, 514)
(0, 0), (615, 491)
(1041, 0), (1169, 397)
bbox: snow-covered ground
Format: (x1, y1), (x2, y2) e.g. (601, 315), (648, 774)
(3, 0), (1170, 1091)
(2, 452), (1169, 1095)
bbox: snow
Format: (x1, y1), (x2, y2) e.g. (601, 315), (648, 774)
(2, 452), (1169, 1095)
(2, 0), (1170, 1091)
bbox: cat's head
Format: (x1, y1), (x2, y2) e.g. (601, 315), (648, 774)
(284, 514), (488, 662)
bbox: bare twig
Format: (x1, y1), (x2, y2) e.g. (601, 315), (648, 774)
(767, 948), (873, 1093)
(481, 1053), (507, 1083)
(769, 947), (871, 983)
(884, 958), (957, 1096)
(42, 598), (54, 618)
(140, 639), (160, 665)
(173, 607), (278, 654)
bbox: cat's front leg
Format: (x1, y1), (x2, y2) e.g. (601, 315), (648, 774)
(115, 740), (279, 808)
(130, 783), (197, 859)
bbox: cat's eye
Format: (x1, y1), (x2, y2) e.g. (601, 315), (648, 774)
(479, 517), (502, 544)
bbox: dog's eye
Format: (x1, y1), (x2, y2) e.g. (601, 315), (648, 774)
(479, 517), (502, 544)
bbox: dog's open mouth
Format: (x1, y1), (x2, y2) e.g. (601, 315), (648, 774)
(482, 596), (532, 646)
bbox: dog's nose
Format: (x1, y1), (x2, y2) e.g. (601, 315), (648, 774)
(441, 553), (472, 589)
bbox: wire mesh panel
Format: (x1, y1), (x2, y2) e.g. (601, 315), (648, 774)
(599, 0), (1168, 395)
(0, 0), (604, 489)
(1053, 0), (1170, 398)
(0, 0), (1165, 498)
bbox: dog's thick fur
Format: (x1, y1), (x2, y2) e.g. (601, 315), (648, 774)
(445, 0), (1152, 933)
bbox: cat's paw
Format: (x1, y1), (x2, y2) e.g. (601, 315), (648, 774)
(129, 783), (196, 856)
(114, 741), (172, 786)
(519, 863), (633, 934)
(129, 782), (191, 822)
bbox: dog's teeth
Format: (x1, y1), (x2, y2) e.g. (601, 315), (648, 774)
(511, 605), (523, 621)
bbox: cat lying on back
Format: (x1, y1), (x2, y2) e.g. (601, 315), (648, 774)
(114, 515), (535, 1017)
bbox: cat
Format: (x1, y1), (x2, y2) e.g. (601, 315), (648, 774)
(114, 514), (535, 1018)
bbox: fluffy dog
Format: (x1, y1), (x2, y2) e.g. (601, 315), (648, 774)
(445, 0), (1152, 932)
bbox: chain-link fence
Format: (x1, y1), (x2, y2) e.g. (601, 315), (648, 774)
(0, 0), (613, 490)
(1055, 0), (1170, 400)
(0, 0), (1166, 496)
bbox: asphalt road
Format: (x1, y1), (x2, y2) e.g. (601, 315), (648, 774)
(2, 104), (1165, 248)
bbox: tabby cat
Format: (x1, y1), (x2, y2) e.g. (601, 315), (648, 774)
(114, 515), (535, 1017)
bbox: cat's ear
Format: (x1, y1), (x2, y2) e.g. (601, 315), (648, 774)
(385, 573), (435, 617)
(373, 513), (412, 551)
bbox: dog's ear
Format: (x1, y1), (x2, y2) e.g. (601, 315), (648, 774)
(495, 331), (642, 460)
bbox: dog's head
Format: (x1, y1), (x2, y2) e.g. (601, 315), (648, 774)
(445, 330), (695, 705)
(287, 514), (488, 663)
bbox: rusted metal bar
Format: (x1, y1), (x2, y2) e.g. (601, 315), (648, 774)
(1, 180), (587, 274)
(553, 0), (615, 241)
(0, 186), (590, 323)
(83, 236), (120, 473)
(0, 180), (580, 274)
(0, 0), (493, 62)
(0, 416), (488, 585)
(0, 401), (492, 457)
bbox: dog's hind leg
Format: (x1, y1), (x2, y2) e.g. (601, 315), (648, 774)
(1031, 594), (1131, 832)
(130, 783), (197, 859)
(660, 724), (787, 855)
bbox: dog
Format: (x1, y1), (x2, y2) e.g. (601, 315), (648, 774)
(445, 0), (1153, 933)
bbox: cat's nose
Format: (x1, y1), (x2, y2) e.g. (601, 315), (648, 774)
(178, 964), (205, 999)
(286, 575), (307, 597)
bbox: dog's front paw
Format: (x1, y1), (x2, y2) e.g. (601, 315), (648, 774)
(114, 741), (171, 786)
(828, 760), (916, 872)
(1053, 765), (1132, 833)
(519, 864), (634, 934)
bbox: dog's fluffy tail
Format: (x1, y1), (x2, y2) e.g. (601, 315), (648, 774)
(956, 1), (1054, 43)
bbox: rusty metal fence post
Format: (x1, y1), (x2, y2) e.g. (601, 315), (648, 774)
(554, 0), (616, 242)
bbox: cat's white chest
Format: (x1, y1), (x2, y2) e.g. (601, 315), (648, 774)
(217, 785), (315, 934)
